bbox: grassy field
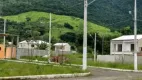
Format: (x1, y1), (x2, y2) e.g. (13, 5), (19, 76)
(0, 60), (85, 77)
(3, 11), (120, 38)
(22, 53), (142, 70)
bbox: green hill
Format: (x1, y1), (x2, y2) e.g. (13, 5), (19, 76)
(0, 0), (142, 31)
(3, 11), (120, 39)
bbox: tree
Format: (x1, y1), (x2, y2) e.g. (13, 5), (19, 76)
(37, 43), (48, 50)
(64, 23), (73, 29)
(120, 26), (132, 35)
(60, 32), (76, 43)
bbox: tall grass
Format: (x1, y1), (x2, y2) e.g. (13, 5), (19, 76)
(0, 61), (85, 77)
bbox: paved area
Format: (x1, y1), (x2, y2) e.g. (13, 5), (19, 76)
(34, 67), (142, 80)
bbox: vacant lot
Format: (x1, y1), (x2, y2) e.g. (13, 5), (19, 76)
(0, 60), (85, 77)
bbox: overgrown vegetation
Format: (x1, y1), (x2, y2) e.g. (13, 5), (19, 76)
(1, 11), (121, 54)
(24, 53), (142, 70)
(0, 60), (85, 77)
(0, 0), (142, 31)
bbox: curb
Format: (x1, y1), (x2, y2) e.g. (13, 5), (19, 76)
(90, 66), (142, 72)
(4, 59), (142, 73)
(65, 64), (142, 73)
(0, 72), (90, 80)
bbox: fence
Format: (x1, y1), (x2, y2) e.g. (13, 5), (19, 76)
(97, 55), (142, 64)
(16, 48), (48, 59)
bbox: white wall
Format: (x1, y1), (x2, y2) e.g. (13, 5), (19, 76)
(111, 40), (134, 55)
(97, 55), (142, 64)
(18, 43), (30, 48)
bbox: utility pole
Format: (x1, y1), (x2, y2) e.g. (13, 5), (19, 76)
(134, 0), (138, 71)
(48, 13), (52, 63)
(102, 36), (104, 55)
(83, 0), (88, 71)
(94, 33), (97, 61)
(4, 19), (6, 58)
(16, 35), (20, 59)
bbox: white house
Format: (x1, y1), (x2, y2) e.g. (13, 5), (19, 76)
(110, 35), (142, 55)
(18, 40), (49, 49)
(54, 43), (71, 54)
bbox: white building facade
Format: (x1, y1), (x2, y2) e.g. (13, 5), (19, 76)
(110, 35), (142, 55)
(18, 40), (49, 49)
(54, 43), (71, 54)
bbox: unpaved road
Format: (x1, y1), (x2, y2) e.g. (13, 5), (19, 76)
(34, 67), (142, 80)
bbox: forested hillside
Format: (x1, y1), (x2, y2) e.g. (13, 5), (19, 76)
(0, 11), (120, 54)
(0, 0), (142, 31)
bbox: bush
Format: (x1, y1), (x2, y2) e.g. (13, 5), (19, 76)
(64, 23), (73, 29)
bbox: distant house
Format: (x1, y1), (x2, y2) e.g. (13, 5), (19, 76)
(18, 40), (49, 49)
(54, 43), (71, 54)
(110, 35), (142, 55)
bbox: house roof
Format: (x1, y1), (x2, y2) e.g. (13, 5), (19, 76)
(54, 43), (69, 46)
(19, 40), (49, 44)
(112, 35), (142, 41)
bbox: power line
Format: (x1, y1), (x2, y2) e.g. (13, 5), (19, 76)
(105, 19), (131, 26)
(67, 2), (83, 9)
(88, 0), (96, 6)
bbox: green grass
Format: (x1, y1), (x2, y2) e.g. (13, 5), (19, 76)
(20, 53), (141, 70)
(21, 56), (48, 61)
(0, 60), (85, 77)
(3, 11), (121, 39)
(60, 54), (142, 70)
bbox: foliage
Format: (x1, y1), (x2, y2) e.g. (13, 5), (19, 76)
(119, 26), (133, 35)
(37, 43), (48, 50)
(0, 0), (142, 31)
(60, 32), (76, 43)
(3, 11), (121, 54)
(21, 56), (48, 61)
(0, 60), (84, 77)
(64, 23), (73, 29)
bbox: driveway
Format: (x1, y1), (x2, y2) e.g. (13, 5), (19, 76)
(35, 67), (142, 80)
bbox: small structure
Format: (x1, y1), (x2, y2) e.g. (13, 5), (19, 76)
(0, 44), (16, 59)
(54, 43), (71, 54)
(0, 44), (5, 59)
(18, 40), (49, 49)
(110, 35), (142, 55)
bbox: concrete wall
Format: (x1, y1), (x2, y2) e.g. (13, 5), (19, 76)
(6, 47), (16, 58)
(16, 48), (48, 59)
(97, 55), (142, 64)
(0, 44), (5, 59)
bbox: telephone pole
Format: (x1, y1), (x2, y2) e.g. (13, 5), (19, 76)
(48, 13), (52, 63)
(134, 0), (138, 71)
(94, 33), (97, 61)
(4, 19), (6, 58)
(83, 0), (88, 70)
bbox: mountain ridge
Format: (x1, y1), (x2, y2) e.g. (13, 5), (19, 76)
(0, 0), (142, 31)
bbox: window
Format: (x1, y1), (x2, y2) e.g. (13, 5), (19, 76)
(131, 44), (134, 51)
(118, 44), (122, 52)
(31, 44), (34, 47)
(140, 47), (142, 51)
